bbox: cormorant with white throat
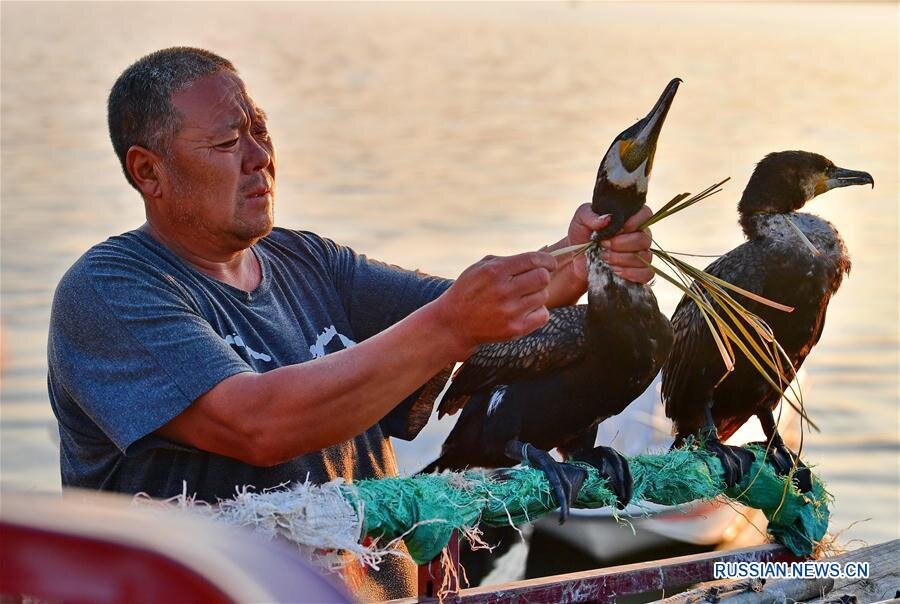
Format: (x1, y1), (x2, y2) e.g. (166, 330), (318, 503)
(423, 79), (681, 520)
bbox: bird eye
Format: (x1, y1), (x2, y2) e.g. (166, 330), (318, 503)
(217, 138), (239, 149)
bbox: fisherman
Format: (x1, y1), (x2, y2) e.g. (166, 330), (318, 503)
(47, 47), (654, 600)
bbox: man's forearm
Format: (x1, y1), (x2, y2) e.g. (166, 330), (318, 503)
(159, 299), (465, 465)
(248, 299), (466, 459)
(157, 251), (557, 466)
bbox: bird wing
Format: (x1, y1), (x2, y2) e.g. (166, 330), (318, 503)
(437, 305), (588, 418)
(661, 243), (767, 422)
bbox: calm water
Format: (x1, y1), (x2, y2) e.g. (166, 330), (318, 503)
(1, 2), (897, 547)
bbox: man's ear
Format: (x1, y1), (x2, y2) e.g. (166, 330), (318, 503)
(126, 145), (164, 198)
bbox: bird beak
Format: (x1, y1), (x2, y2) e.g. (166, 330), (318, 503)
(619, 78), (682, 174)
(817, 167), (875, 195)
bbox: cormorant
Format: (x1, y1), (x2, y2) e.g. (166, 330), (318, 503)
(661, 150), (873, 491)
(423, 79), (680, 520)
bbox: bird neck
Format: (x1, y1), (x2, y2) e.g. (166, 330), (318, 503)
(586, 246), (622, 302)
(740, 211), (771, 239)
(585, 245), (651, 324)
(737, 168), (810, 226)
(739, 211), (799, 240)
(739, 211), (850, 269)
(591, 183), (647, 240)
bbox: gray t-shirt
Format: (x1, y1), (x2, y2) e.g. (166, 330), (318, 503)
(49, 227), (451, 497)
(48, 227), (452, 598)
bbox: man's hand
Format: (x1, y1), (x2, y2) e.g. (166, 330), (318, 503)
(565, 204), (654, 284)
(545, 204), (655, 306)
(597, 206), (654, 284)
(436, 252), (558, 358)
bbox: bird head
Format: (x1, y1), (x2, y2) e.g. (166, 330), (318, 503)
(738, 151), (874, 216)
(591, 78), (681, 239)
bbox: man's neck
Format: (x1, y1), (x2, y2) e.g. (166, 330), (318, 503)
(139, 222), (262, 292)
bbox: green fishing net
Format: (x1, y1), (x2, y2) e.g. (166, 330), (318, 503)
(343, 445), (829, 564)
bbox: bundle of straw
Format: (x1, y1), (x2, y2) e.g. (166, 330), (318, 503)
(549, 179), (814, 435)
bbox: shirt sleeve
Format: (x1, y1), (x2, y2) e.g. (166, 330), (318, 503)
(306, 234), (455, 439)
(48, 248), (252, 454)
(329, 244), (452, 341)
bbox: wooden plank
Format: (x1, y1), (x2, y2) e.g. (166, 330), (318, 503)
(654, 539), (899, 604)
(804, 539), (899, 604)
(656, 577), (835, 604)
(393, 543), (800, 603)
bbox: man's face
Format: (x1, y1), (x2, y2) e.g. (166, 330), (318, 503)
(162, 71), (276, 249)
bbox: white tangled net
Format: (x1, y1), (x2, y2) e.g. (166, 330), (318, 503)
(133, 478), (408, 573)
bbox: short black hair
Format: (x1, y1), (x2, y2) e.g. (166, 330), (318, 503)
(107, 47), (237, 190)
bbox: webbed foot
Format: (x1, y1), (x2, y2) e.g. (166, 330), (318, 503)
(705, 437), (755, 488)
(571, 445), (633, 509)
(504, 440), (587, 524)
(688, 403), (755, 488)
(751, 439), (812, 493)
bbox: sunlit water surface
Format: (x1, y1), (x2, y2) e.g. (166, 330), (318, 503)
(2, 2), (897, 547)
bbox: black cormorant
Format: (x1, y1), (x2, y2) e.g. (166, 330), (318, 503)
(422, 79), (680, 520)
(661, 150), (873, 490)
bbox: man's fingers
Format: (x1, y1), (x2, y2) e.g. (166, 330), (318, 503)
(501, 251), (557, 276)
(510, 267), (552, 294)
(445, 251), (558, 349)
(621, 205), (653, 232)
(519, 306), (551, 335)
(517, 288), (551, 313)
(613, 266), (655, 284)
(570, 254), (589, 280)
(573, 204), (612, 232)
(602, 229), (652, 253)
(603, 249), (652, 269)
(496, 289), (549, 340)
